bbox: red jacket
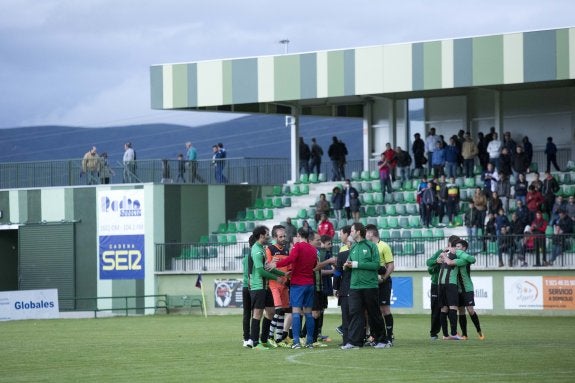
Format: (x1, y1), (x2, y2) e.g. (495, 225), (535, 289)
(276, 241), (317, 286)
(526, 191), (544, 212)
(317, 220), (335, 238)
(531, 217), (547, 235)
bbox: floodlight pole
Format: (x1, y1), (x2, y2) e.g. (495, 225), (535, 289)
(279, 39), (290, 54)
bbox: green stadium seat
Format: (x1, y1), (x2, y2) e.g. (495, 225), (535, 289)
(370, 170), (379, 180)
(254, 198), (264, 209)
(273, 185), (283, 196)
(227, 222), (237, 233)
(384, 193), (394, 204)
(264, 198), (274, 209)
(199, 235), (209, 244)
(309, 173), (318, 183)
(300, 173), (309, 184)
(237, 222), (247, 233)
(363, 193), (374, 205)
(434, 228), (445, 239)
(402, 230), (412, 239)
(385, 205), (397, 216)
(300, 184), (310, 194)
(388, 217), (399, 229)
(227, 234), (237, 244)
(366, 206), (377, 217)
(464, 177), (476, 188)
(403, 243), (415, 255)
(291, 185), (301, 195)
(377, 217), (388, 229)
(217, 234), (228, 244)
(394, 192), (404, 203)
(392, 180), (403, 190)
(406, 203), (418, 215)
(255, 209), (265, 220)
(236, 211), (246, 221)
(399, 217), (409, 228)
(273, 197), (284, 208)
(245, 210), (255, 221)
(409, 215), (421, 228)
(396, 204), (406, 216)
(265, 209), (274, 220)
(361, 170), (371, 181)
(217, 223), (227, 234)
(282, 197), (292, 207)
(282, 185), (292, 195)
(362, 182), (373, 192)
(380, 230), (390, 239)
(246, 222), (255, 232)
(297, 209), (308, 219)
(487, 241), (498, 254)
(351, 171), (361, 181)
(374, 193), (384, 204)
(318, 173), (327, 182)
(405, 192), (416, 203)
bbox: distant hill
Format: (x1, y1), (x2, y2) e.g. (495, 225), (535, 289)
(0, 115), (363, 163)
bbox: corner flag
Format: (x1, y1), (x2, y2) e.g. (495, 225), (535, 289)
(195, 274), (207, 317)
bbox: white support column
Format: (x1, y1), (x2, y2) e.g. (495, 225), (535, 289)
(363, 102), (372, 171)
(494, 90), (503, 136)
(289, 108), (300, 182)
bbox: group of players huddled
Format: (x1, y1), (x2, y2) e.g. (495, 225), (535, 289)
(427, 235), (485, 340)
(242, 222), (395, 350)
(242, 223), (484, 350)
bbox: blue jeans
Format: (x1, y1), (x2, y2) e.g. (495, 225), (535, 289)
(446, 162), (457, 178)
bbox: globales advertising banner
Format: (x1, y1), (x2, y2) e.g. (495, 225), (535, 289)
(97, 190), (145, 280)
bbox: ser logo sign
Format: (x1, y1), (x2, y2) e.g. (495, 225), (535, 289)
(99, 235), (145, 280)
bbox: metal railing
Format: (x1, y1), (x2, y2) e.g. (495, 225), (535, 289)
(155, 234), (575, 273)
(0, 148), (571, 189)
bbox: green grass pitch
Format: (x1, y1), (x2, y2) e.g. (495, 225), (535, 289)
(1, 314), (574, 382)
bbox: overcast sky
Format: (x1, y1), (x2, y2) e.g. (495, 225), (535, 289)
(0, 0), (573, 129)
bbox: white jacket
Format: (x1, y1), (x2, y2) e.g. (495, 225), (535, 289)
(487, 140), (501, 159)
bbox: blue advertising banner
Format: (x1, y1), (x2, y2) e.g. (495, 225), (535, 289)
(390, 277), (413, 308)
(99, 234), (145, 280)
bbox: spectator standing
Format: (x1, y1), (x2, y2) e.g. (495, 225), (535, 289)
(395, 146), (412, 182)
(461, 132), (478, 178)
(514, 173), (529, 206)
(383, 143), (397, 181)
(498, 148), (512, 178)
(317, 214), (335, 238)
(412, 133), (426, 172)
(502, 132), (517, 158)
(186, 141), (204, 183)
(486, 132), (502, 170)
(497, 174), (512, 213)
(445, 177), (460, 226)
(512, 146), (530, 178)
(526, 185), (544, 222)
(328, 136), (343, 181)
(530, 211), (548, 266)
(431, 141), (446, 178)
(122, 142), (136, 183)
(566, 195), (575, 222)
(309, 138), (323, 176)
(464, 201), (479, 238)
(542, 171), (560, 216)
(420, 182), (435, 228)
(473, 187), (488, 232)
(550, 210), (574, 265)
(343, 180), (359, 221)
(545, 136), (561, 172)
(444, 137), (460, 178)
(425, 127), (441, 173)
(377, 154), (393, 202)
(331, 187), (344, 221)
(477, 132), (489, 172)
(212, 144), (227, 183)
(522, 136), (534, 168)
(99, 152), (114, 184)
(482, 163), (499, 198)
(314, 193), (330, 222)
(337, 139), (348, 180)
(298, 137), (311, 175)
(82, 146), (101, 185)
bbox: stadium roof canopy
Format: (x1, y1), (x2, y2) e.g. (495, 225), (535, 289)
(150, 27), (574, 117)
